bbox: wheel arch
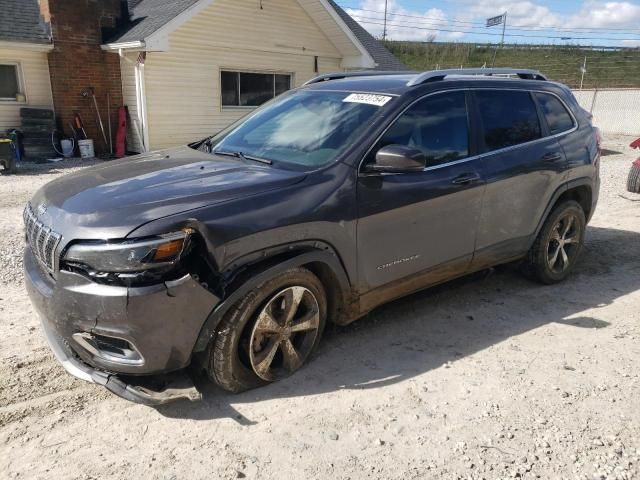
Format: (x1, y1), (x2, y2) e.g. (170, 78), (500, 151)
(192, 242), (356, 353)
(534, 178), (594, 240)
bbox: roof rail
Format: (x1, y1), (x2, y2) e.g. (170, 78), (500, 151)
(303, 70), (416, 86)
(406, 68), (547, 87)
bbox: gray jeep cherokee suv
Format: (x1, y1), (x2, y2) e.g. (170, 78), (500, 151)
(24, 68), (600, 405)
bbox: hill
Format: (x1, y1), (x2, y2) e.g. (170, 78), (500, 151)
(384, 41), (640, 89)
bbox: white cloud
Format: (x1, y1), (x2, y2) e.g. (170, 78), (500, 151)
(346, 0), (452, 41)
(566, 1), (640, 29)
(453, 0), (561, 28)
(346, 0), (640, 44)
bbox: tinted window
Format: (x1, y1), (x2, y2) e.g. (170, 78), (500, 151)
(535, 92), (575, 135)
(475, 90), (541, 151)
(370, 91), (469, 167)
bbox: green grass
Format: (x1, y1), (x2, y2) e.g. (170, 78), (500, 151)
(384, 41), (640, 89)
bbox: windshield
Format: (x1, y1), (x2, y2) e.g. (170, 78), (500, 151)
(208, 90), (393, 169)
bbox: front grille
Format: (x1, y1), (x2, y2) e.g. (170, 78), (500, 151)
(23, 204), (62, 273)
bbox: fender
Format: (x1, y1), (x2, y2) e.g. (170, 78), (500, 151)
(532, 176), (595, 241)
(192, 247), (353, 352)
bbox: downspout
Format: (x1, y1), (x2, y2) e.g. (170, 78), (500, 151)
(135, 58), (150, 152)
(114, 47), (149, 153)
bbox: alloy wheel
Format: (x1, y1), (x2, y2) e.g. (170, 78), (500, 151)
(546, 212), (581, 274)
(248, 286), (321, 381)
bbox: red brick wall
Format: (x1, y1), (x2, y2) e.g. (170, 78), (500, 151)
(44, 0), (124, 155)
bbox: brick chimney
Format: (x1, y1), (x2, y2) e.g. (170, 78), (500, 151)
(41, 0), (124, 155)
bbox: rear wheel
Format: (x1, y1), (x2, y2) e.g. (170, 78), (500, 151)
(522, 201), (586, 284)
(208, 268), (326, 393)
(627, 163), (640, 193)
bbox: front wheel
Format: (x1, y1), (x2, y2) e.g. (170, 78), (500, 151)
(522, 200), (586, 284)
(208, 268), (327, 393)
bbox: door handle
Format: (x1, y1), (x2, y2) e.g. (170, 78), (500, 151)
(542, 152), (563, 163)
(451, 172), (481, 185)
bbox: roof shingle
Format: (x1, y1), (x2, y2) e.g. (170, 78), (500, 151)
(0, 0), (50, 44)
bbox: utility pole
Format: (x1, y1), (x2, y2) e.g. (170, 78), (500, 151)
(382, 0), (388, 41)
(580, 56), (587, 90)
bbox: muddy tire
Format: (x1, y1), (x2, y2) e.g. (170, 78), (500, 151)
(627, 164), (640, 193)
(208, 268), (327, 393)
(522, 200), (586, 284)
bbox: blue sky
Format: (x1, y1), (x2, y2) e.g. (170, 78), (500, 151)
(337, 0), (640, 47)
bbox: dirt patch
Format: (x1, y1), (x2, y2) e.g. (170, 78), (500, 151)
(1, 143), (639, 480)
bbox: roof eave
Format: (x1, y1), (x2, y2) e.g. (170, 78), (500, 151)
(101, 40), (146, 52)
(0, 40), (53, 52)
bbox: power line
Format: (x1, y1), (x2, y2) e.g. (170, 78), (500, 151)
(337, 3), (640, 34)
(352, 17), (640, 42)
(347, 10), (640, 38)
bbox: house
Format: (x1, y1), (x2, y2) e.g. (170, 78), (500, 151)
(0, 0), (53, 134)
(105, 0), (407, 152)
(0, 0), (406, 157)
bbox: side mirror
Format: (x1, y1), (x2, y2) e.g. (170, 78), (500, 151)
(368, 144), (426, 173)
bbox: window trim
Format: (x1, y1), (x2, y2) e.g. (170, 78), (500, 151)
(0, 61), (25, 103)
(358, 87), (578, 176)
(220, 68), (293, 110)
(532, 91), (577, 136)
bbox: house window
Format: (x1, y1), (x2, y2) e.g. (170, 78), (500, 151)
(221, 71), (291, 108)
(0, 64), (21, 101)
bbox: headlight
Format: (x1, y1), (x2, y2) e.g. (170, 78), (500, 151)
(64, 229), (192, 274)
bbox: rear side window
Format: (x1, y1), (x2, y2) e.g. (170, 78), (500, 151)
(534, 92), (575, 135)
(475, 90), (541, 151)
(369, 91), (469, 168)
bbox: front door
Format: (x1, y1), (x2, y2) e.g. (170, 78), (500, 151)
(356, 91), (485, 311)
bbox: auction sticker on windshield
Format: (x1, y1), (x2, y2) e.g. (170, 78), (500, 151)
(343, 93), (392, 107)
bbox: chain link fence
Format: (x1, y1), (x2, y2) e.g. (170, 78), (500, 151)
(573, 89), (640, 136)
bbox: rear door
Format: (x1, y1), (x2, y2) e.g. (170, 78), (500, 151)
(470, 88), (567, 269)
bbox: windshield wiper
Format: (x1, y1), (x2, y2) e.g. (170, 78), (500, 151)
(213, 149), (272, 165)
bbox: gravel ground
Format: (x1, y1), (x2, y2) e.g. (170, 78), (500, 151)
(0, 138), (639, 480)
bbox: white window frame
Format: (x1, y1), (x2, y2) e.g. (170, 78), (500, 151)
(0, 61), (26, 103)
(220, 68), (293, 111)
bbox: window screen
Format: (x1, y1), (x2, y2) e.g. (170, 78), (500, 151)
(370, 91), (469, 168)
(475, 90), (541, 151)
(221, 71), (291, 107)
(0, 65), (19, 99)
(534, 92), (575, 135)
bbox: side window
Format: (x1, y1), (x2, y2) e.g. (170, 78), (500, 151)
(368, 91), (469, 168)
(475, 90), (541, 151)
(534, 92), (575, 135)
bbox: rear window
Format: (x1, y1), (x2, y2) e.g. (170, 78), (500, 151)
(475, 90), (541, 151)
(534, 92), (575, 135)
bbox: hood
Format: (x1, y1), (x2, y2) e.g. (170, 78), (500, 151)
(30, 146), (305, 241)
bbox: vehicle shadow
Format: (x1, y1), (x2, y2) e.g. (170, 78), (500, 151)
(157, 225), (639, 421)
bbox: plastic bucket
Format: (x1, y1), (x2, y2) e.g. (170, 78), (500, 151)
(78, 139), (94, 159)
(61, 139), (75, 158)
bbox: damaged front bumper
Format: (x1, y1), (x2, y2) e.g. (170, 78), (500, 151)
(41, 318), (202, 405)
(24, 248), (220, 405)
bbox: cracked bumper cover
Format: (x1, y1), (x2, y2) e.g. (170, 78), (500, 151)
(24, 248), (220, 403)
